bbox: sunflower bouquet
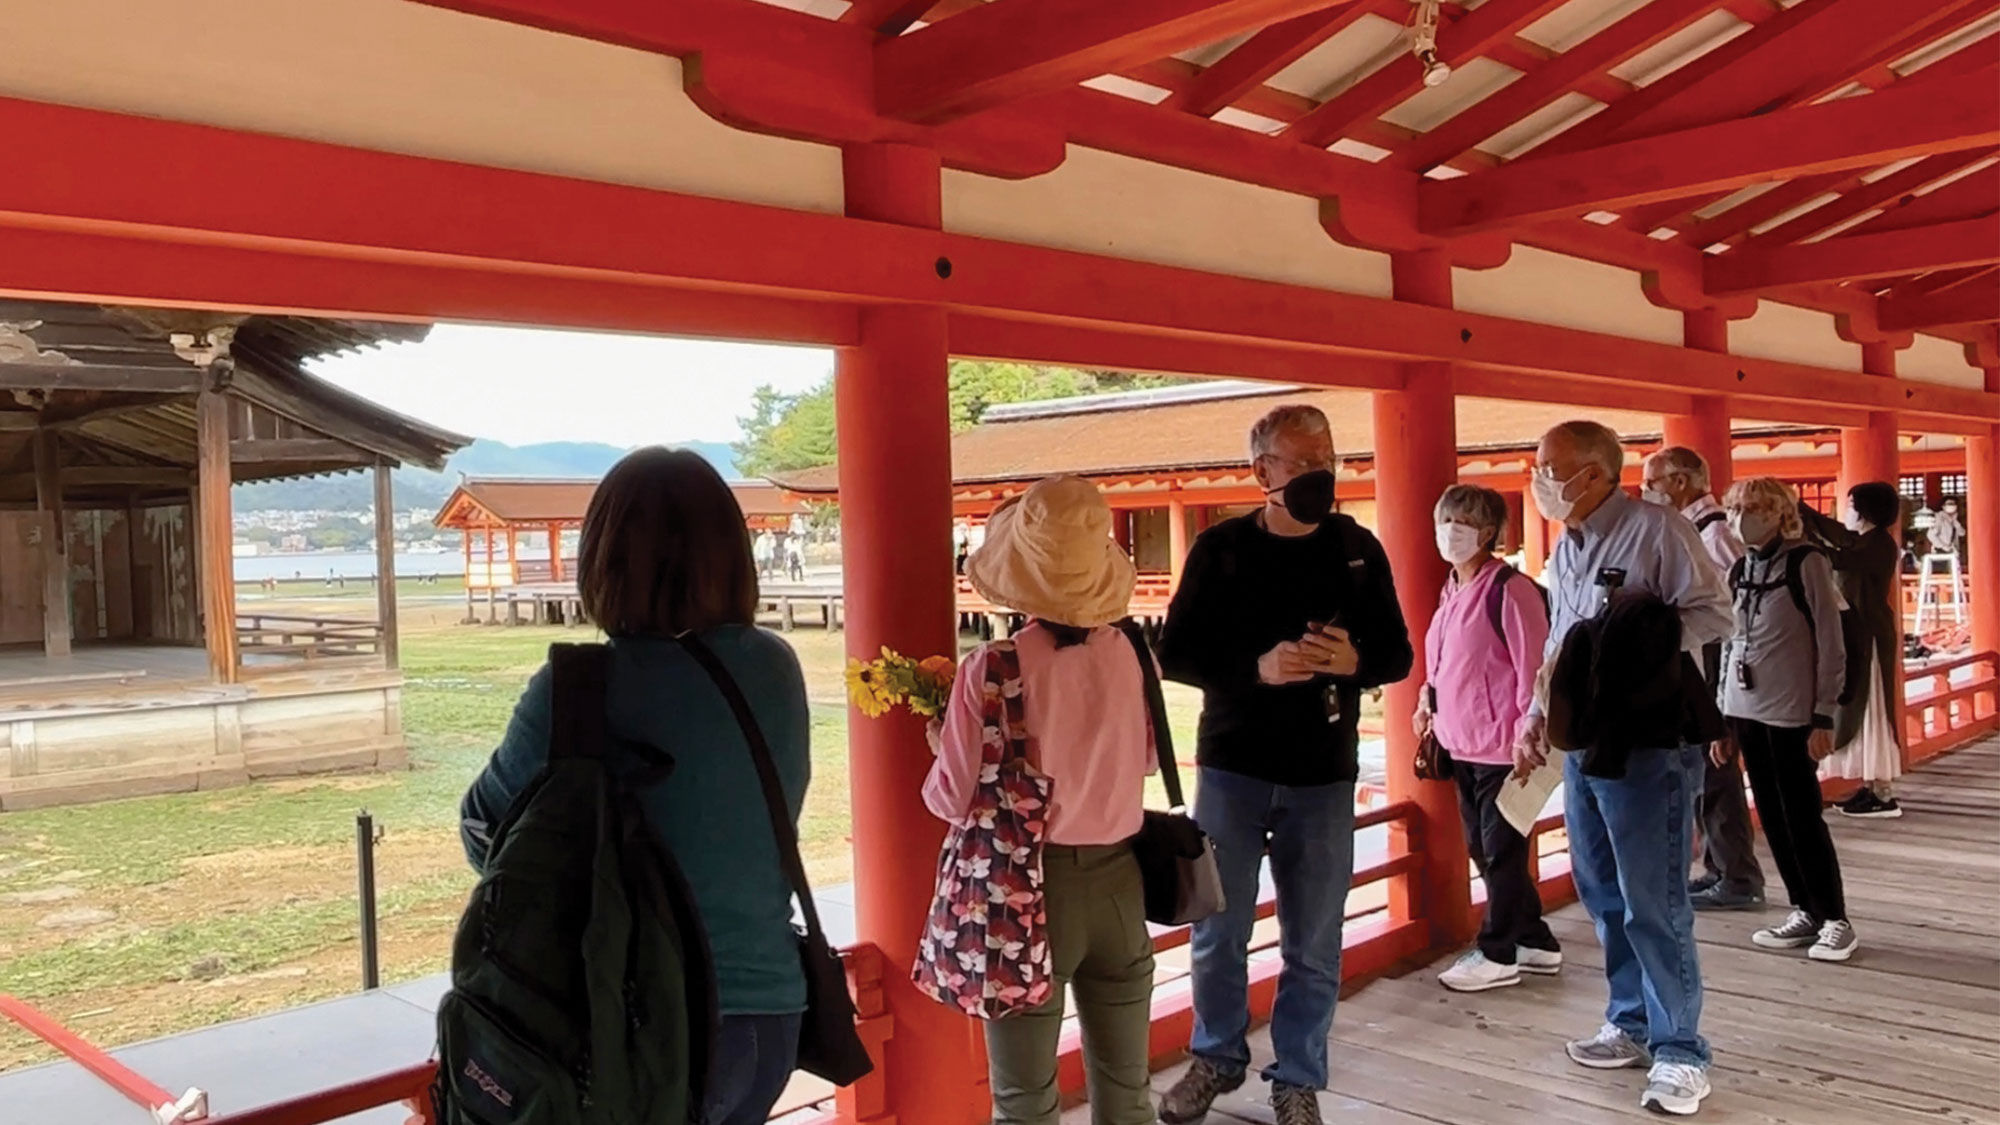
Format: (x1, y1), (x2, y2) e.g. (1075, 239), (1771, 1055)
(846, 647), (957, 720)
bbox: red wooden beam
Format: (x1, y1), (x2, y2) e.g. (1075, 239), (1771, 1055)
(1280, 0), (1569, 149)
(1880, 277), (2000, 330)
(1882, 265), (1998, 302)
(1675, 171), (1858, 249)
(1421, 71), (2000, 235)
(1706, 216), (2000, 293)
(873, 0), (1354, 123)
(1740, 151), (1996, 249)
(840, 0), (941, 35)
(1387, 0), (1725, 172)
(1, 95), (1993, 429)
(1173, 2), (1388, 119)
(1843, 164), (2000, 238)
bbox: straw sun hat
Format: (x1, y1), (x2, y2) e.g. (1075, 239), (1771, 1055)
(964, 475), (1137, 629)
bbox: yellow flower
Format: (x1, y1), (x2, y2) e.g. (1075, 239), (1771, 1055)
(845, 657), (895, 718)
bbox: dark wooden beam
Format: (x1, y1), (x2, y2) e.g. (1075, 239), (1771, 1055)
(230, 438), (371, 465)
(32, 427), (70, 658)
(375, 461), (400, 670)
(0, 364), (200, 393)
(17, 465), (196, 488)
(197, 386), (238, 683)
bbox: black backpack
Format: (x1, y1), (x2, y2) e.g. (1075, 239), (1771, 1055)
(1727, 543), (1868, 705)
(433, 643), (718, 1124)
(1481, 562), (1550, 645)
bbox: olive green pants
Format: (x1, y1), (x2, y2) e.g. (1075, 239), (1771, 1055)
(985, 842), (1157, 1125)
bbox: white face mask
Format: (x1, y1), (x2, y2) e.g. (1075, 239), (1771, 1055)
(1436, 522), (1485, 565)
(1842, 509), (1866, 533)
(1641, 486), (1674, 508)
(1532, 466), (1591, 522)
(1730, 511), (1775, 546)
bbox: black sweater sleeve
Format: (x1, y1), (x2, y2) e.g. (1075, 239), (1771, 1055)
(1342, 525), (1415, 690)
(1158, 532), (1259, 693)
(1798, 501), (1883, 573)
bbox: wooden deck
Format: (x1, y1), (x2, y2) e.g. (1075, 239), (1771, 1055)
(1077, 735), (2000, 1125)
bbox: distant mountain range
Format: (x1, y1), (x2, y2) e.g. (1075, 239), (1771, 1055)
(233, 439), (740, 512)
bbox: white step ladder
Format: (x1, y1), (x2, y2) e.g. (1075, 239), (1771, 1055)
(1914, 552), (1968, 633)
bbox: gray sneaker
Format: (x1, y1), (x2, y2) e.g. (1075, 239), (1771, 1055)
(1158, 1057), (1244, 1125)
(1690, 884), (1764, 912)
(1272, 1083), (1324, 1125)
(1566, 1023), (1652, 1070)
(1641, 1061), (1712, 1115)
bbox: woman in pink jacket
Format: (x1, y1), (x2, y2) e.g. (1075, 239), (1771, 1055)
(1413, 484), (1560, 993)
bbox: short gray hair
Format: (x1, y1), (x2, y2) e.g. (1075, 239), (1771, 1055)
(1646, 446), (1710, 491)
(1434, 484), (1508, 552)
(1548, 420), (1626, 477)
(1249, 404), (1333, 461)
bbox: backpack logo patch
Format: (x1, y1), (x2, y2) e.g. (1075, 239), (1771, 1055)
(464, 1058), (515, 1109)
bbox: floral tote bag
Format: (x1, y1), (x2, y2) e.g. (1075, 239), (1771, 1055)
(912, 640), (1055, 1019)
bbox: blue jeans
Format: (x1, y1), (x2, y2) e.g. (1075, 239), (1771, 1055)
(1564, 746), (1711, 1067)
(701, 1013), (802, 1125)
(1187, 767), (1356, 1090)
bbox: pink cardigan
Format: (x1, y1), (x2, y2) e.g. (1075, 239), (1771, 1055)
(923, 624), (1153, 845)
(1422, 559), (1550, 766)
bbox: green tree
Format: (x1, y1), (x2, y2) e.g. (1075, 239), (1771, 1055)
(733, 379), (838, 477)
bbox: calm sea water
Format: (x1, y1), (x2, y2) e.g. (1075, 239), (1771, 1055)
(233, 551), (462, 581)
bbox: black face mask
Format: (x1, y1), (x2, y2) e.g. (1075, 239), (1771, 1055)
(1268, 468), (1335, 525)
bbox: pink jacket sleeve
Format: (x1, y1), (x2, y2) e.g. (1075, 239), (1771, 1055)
(922, 646), (991, 824)
(1500, 575), (1551, 744)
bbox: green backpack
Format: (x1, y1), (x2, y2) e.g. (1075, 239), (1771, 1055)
(433, 643), (718, 1124)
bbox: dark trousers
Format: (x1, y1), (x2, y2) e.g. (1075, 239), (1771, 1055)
(1732, 719), (1848, 923)
(1454, 762), (1559, 965)
(1696, 748), (1765, 895)
(701, 1013), (802, 1125)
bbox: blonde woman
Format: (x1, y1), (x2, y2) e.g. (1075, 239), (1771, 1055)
(1718, 477), (1857, 963)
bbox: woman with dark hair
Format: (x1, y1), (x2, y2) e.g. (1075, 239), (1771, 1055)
(460, 447), (812, 1125)
(1798, 480), (1904, 819)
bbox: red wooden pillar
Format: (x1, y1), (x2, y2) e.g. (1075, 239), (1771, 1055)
(1664, 310), (1735, 497)
(1167, 493), (1190, 592)
(1372, 249), (1473, 948)
(548, 521), (564, 583)
(1848, 341), (1908, 762)
(1971, 368), (2000, 657)
(834, 141), (986, 1125)
(1521, 487), (1548, 577)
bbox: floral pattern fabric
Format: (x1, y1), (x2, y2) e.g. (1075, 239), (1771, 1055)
(913, 641), (1054, 1019)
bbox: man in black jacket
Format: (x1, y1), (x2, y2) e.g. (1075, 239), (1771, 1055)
(1154, 404), (1413, 1125)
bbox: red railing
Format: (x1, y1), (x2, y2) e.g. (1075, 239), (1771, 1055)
(1904, 650), (2000, 764)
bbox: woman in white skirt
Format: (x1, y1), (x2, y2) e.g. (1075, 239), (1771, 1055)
(1798, 482), (1904, 818)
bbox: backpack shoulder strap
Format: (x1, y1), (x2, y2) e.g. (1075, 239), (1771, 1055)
(547, 642), (610, 762)
(1784, 544), (1821, 621)
(1694, 511), (1727, 532)
(670, 633), (830, 944)
(1727, 555), (1748, 591)
(1117, 620), (1184, 811)
(1484, 562), (1520, 643)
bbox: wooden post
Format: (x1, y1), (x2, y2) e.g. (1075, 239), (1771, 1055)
(506, 527), (520, 585)
(1167, 493), (1190, 593)
(32, 428), (70, 659)
(484, 527), (498, 624)
(1374, 249), (1474, 949)
(547, 521), (564, 583)
(196, 385), (239, 683)
(375, 461), (399, 669)
(1665, 310), (1736, 499)
(462, 529), (475, 623)
(1522, 488), (1549, 577)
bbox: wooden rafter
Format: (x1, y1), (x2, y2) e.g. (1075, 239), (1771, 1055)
(874, 0), (1354, 123)
(1704, 215), (2000, 293)
(1738, 151), (1996, 249)
(1879, 276), (2000, 329)
(838, 0), (939, 36)
(1172, 1), (1389, 119)
(1421, 70), (2000, 234)
(1842, 163), (2000, 238)
(0, 364), (200, 393)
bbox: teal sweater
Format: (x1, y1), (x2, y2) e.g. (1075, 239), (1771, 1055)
(460, 626), (811, 1015)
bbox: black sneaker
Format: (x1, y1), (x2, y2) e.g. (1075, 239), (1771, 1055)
(1834, 789), (1871, 814)
(1158, 1058), (1244, 1125)
(1840, 789), (1905, 819)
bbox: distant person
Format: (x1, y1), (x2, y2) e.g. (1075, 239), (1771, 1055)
(461, 447), (812, 1124)
(1928, 498), (1964, 557)
(1412, 484), (1558, 993)
(1641, 446), (1764, 912)
(1798, 483), (1905, 819)
(1718, 478), (1857, 963)
(1518, 421), (1732, 1118)
(786, 541), (805, 583)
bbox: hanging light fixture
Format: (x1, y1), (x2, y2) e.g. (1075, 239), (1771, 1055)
(1412, 0), (1451, 88)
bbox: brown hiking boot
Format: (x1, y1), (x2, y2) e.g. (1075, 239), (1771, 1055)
(1158, 1057), (1244, 1124)
(1272, 1083), (1325, 1125)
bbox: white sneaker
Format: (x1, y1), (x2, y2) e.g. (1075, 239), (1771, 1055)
(1516, 946), (1563, 975)
(1752, 909), (1819, 950)
(1438, 950), (1520, 992)
(1566, 1024), (1651, 1070)
(1808, 919), (1859, 962)
(1640, 1061), (1711, 1116)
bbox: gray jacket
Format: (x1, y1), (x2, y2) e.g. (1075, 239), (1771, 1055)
(1720, 539), (1847, 728)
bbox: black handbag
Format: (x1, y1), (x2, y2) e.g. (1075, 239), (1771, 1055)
(673, 634), (875, 1088)
(1117, 622), (1227, 927)
(1415, 685), (1456, 783)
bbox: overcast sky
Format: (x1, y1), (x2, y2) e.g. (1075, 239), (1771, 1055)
(307, 324), (835, 447)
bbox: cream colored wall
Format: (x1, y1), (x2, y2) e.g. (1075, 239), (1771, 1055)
(1453, 247), (1683, 345)
(1734, 302), (1862, 372)
(1899, 334), (1985, 390)
(0, 0), (843, 213)
(943, 147), (1394, 296)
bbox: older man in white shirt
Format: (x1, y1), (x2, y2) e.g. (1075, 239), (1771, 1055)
(1643, 446), (1766, 913)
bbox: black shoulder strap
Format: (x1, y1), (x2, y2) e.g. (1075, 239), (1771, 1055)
(547, 643), (610, 762)
(1117, 620), (1185, 811)
(671, 633), (829, 944)
(1484, 562), (1519, 643)
(1784, 544), (1819, 622)
(1695, 511), (1727, 532)
(1727, 555), (1747, 591)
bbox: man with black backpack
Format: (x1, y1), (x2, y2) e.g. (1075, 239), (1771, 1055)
(1642, 446), (1766, 912)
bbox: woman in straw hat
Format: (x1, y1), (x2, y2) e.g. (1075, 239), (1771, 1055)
(923, 475), (1158, 1125)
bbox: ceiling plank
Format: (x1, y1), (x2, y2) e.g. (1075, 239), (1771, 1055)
(1704, 216), (2000, 293)
(875, 0), (1354, 123)
(1841, 164), (2000, 238)
(1280, 0), (1570, 148)
(1387, 0), (1725, 172)
(1739, 151), (1996, 249)
(1879, 277), (2000, 330)
(1420, 70), (2000, 235)
(0, 364), (201, 393)
(1174, 2), (1390, 119)
(231, 438), (371, 465)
